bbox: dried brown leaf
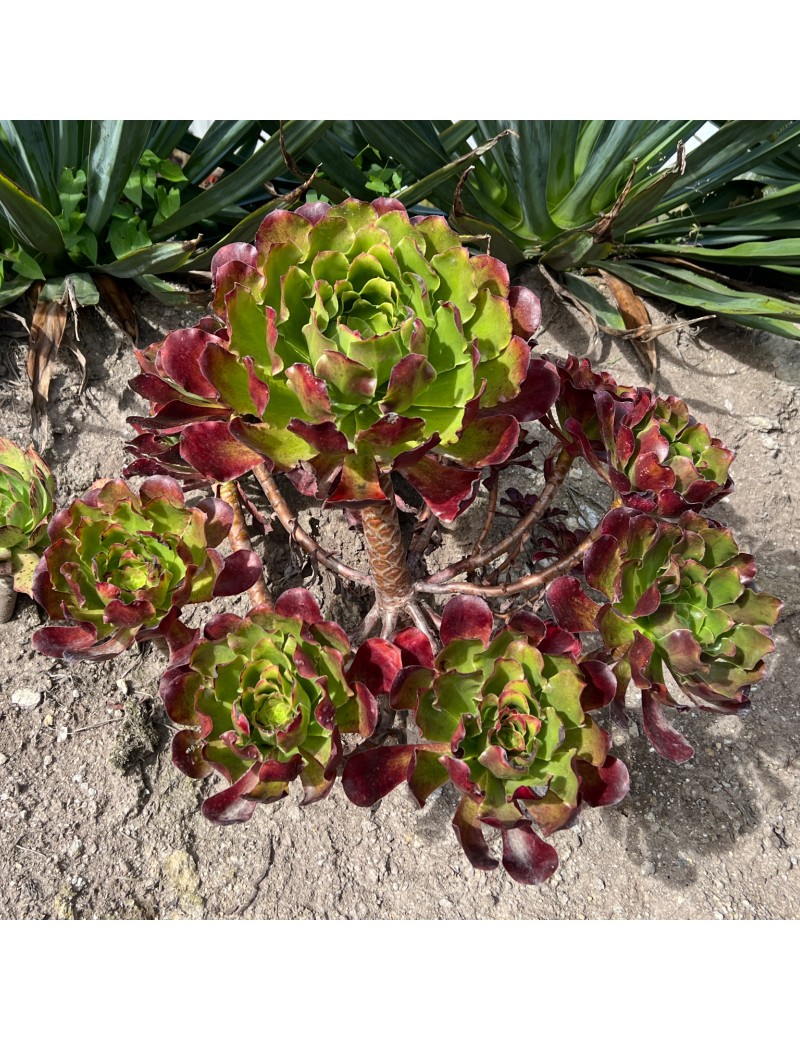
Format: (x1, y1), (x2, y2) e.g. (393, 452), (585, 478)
(27, 298), (67, 448)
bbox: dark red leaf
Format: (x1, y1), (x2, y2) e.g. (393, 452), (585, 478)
(574, 755), (630, 807)
(500, 822), (559, 885)
(508, 286), (542, 340)
(347, 638), (403, 698)
(394, 627), (435, 669)
(213, 550), (262, 597)
(545, 576), (600, 633)
(180, 421), (264, 481)
(441, 594), (494, 646)
(342, 745), (416, 807)
(641, 687), (694, 763)
(401, 454), (481, 523)
(452, 795), (499, 872)
(274, 588), (323, 624)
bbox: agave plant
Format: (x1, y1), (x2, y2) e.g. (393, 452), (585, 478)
(343, 597), (629, 884)
(0, 436), (56, 621)
(32, 476), (262, 660)
(0, 120), (331, 444)
(161, 589), (386, 822)
(333, 120), (800, 342)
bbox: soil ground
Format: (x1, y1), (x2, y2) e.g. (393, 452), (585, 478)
(0, 274), (798, 920)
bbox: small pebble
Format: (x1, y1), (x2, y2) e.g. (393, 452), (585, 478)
(43, 714), (54, 727)
(43, 755), (53, 767)
(56, 726), (69, 744)
(0, 753), (7, 766)
(11, 687), (42, 709)
(641, 860), (657, 876)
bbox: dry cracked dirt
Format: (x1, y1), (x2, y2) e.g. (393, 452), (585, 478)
(0, 274), (798, 920)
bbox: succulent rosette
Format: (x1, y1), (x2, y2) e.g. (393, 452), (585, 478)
(32, 477), (262, 660)
(547, 508), (781, 763)
(553, 356), (734, 516)
(0, 437), (56, 595)
(127, 198), (559, 521)
(342, 597), (628, 885)
(160, 589), (382, 821)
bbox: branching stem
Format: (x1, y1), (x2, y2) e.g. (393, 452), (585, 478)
(415, 499), (620, 599)
(253, 464), (373, 588)
(425, 447), (573, 585)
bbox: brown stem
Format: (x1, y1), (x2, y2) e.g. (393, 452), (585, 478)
(425, 447), (573, 585)
(416, 499), (620, 599)
(219, 481), (271, 608)
(468, 476), (499, 565)
(253, 465), (373, 588)
(360, 475), (413, 613)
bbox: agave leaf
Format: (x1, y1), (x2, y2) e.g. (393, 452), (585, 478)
(151, 120), (331, 240)
(664, 120), (800, 208)
(0, 121), (60, 212)
(147, 121), (194, 159)
(394, 129), (514, 208)
(0, 172), (65, 257)
(94, 240), (199, 278)
(0, 276), (33, 307)
(181, 121), (257, 183)
(85, 120), (152, 234)
(628, 237), (800, 266)
(563, 272), (626, 330)
(133, 274), (200, 305)
(601, 259), (800, 325)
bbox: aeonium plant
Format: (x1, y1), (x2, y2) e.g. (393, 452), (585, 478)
(32, 476), (262, 660)
(342, 597), (629, 884)
(161, 589), (384, 822)
(0, 437), (56, 622)
(27, 196), (781, 888)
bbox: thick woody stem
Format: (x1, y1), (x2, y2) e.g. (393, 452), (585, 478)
(360, 475), (414, 613)
(253, 464), (373, 588)
(425, 447), (573, 585)
(416, 499), (621, 599)
(219, 481), (271, 608)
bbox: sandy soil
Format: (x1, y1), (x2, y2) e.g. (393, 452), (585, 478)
(0, 275), (797, 920)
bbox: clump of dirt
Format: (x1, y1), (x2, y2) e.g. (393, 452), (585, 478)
(0, 280), (797, 921)
(108, 698), (160, 774)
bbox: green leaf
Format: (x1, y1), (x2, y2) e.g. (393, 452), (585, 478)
(151, 121), (331, 240)
(0, 120), (59, 212)
(95, 239), (197, 278)
(0, 171), (65, 257)
(2, 242), (44, 282)
(40, 273), (100, 306)
(108, 216), (151, 260)
(58, 168), (86, 222)
(563, 272), (626, 329)
(84, 121), (152, 234)
(0, 276), (32, 306)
